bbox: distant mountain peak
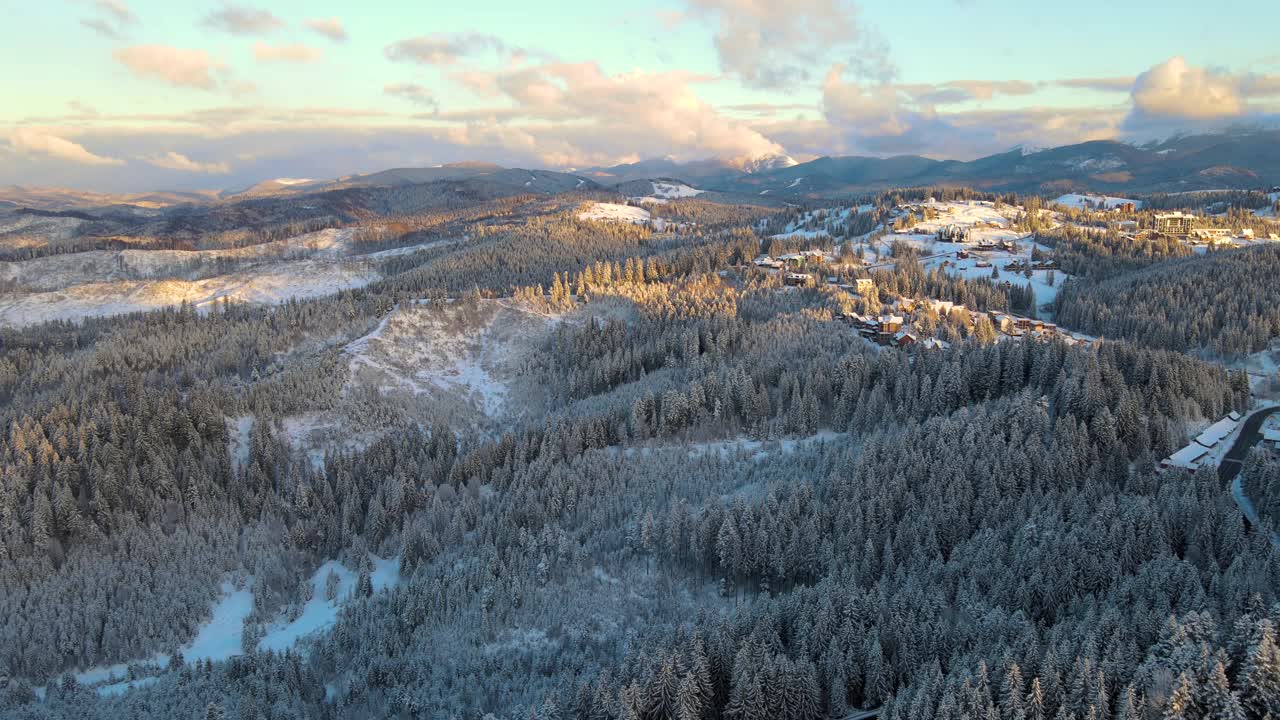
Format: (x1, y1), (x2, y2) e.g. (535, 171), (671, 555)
(734, 153), (799, 174)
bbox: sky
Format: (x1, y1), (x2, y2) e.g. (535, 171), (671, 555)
(4, 0), (1280, 191)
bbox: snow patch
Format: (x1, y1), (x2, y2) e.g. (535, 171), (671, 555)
(1053, 194), (1141, 210)
(578, 202), (652, 224)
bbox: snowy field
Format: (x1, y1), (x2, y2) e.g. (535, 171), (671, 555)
(771, 205), (873, 240)
(577, 202), (651, 224)
(628, 181), (704, 203)
(0, 228), (456, 328)
(1053, 193), (1141, 210)
(343, 299), (566, 431)
(41, 556), (400, 699)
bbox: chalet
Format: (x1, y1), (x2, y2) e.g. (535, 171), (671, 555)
(784, 272), (812, 287)
(892, 331), (917, 348)
(989, 312), (1017, 334)
(879, 314), (905, 334)
(937, 224), (970, 242)
(753, 255), (783, 269)
(1154, 212), (1194, 237)
(1162, 444), (1210, 472)
(897, 297), (918, 313)
(1240, 229), (1255, 240)
(975, 260), (992, 268)
(1116, 202), (1136, 213)
(1263, 427), (1280, 449)
(1195, 416), (1240, 449)
(956, 250), (971, 260)
(1190, 228), (1232, 242)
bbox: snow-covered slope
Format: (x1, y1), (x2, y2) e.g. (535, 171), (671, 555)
(1053, 193), (1141, 210)
(577, 202), (652, 224)
(0, 228), (454, 328)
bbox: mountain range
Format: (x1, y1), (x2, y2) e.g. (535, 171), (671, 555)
(4, 129), (1279, 215)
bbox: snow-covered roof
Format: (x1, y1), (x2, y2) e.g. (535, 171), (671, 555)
(1166, 444), (1210, 470)
(1195, 416), (1240, 448)
(1263, 427), (1280, 443)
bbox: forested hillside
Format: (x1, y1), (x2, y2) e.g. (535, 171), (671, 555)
(2, 190), (1279, 720)
(1054, 245), (1280, 356)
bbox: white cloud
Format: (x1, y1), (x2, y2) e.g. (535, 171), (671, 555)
(1131, 56), (1243, 120)
(8, 128), (125, 166)
(253, 42), (323, 63)
(818, 65), (1123, 158)
(142, 151), (231, 173)
(114, 45), (222, 90)
(202, 3), (284, 35)
(304, 17), (347, 42)
(682, 0), (894, 88)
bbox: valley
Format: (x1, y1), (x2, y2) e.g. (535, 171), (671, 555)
(4, 139), (1280, 720)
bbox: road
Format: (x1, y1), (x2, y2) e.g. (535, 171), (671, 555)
(1217, 406), (1280, 485)
(1218, 406), (1280, 550)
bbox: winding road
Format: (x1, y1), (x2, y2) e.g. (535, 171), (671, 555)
(1218, 406), (1280, 549)
(1217, 407), (1280, 484)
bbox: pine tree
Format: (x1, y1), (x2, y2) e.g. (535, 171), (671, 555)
(677, 671), (704, 720)
(1163, 673), (1194, 720)
(1241, 622), (1280, 719)
(1201, 661), (1245, 720)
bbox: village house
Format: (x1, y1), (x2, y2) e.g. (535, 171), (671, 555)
(784, 272), (813, 287)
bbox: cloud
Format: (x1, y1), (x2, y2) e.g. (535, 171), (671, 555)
(1058, 76), (1135, 93)
(385, 33), (512, 65)
(79, 0), (136, 38)
(8, 128), (125, 166)
(1130, 56), (1243, 120)
(142, 151), (230, 173)
(384, 83), (437, 108)
(899, 80), (1038, 106)
(202, 3), (284, 36)
(819, 64), (1122, 158)
(434, 61), (784, 165)
(253, 42), (323, 63)
(114, 45), (222, 90)
(304, 17), (347, 42)
(682, 0), (894, 88)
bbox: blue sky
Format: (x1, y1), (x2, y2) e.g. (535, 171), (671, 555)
(4, 0), (1279, 190)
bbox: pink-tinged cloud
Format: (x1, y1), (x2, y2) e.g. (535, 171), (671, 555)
(436, 61), (785, 165)
(304, 17), (347, 42)
(142, 151), (230, 173)
(113, 45), (222, 90)
(8, 128), (125, 166)
(253, 42), (323, 63)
